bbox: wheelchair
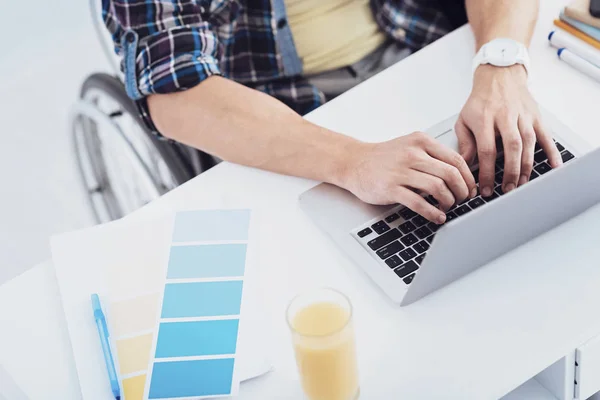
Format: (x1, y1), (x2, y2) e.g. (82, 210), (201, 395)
(69, 0), (217, 224)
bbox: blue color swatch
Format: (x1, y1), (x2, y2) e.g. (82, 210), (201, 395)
(161, 281), (244, 318)
(155, 319), (239, 358)
(148, 358), (235, 398)
(146, 210), (250, 397)
(167, 244), (247, 279)
(172, 210), (250, 242)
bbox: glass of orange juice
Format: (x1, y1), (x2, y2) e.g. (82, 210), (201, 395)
(286, 288), (359, 400)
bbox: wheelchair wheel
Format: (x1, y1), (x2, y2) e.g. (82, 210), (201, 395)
(71, 73), (203, 223)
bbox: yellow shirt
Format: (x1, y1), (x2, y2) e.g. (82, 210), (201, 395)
(284, 0), (387, 75)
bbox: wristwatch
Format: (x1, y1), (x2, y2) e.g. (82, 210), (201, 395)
(472, 38), (530, 76)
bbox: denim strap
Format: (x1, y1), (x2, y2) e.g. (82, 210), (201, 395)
(121, 30), (144, 100)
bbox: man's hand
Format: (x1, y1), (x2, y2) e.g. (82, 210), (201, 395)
(341, 132), (478, 224)
(455, 65), (562, 197)
(463, 0), (562, 196)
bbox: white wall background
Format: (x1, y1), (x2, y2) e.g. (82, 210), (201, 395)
(0, 0), (111, 283)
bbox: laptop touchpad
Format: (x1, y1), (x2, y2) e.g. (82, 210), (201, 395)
(435, 128), (459, 152)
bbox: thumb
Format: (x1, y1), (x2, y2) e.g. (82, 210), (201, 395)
(455, 118), (477, 165)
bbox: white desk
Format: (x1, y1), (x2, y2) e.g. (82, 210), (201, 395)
(3, 0), (600, 398)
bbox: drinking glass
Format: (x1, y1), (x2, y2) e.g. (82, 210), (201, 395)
(286, 288), (359, 400)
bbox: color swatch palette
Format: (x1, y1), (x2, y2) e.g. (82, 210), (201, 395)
(107, 210), (251, 399)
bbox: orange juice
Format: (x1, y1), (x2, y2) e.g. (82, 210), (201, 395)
(291, 301), (359, 400)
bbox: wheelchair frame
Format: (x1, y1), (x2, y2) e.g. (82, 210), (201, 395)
(69, 0), (217, 223)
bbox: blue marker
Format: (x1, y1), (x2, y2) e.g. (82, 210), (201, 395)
(91, 294), (121, 400)
(557, 48), (600, 83)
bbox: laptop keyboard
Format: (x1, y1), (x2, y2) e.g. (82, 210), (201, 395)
(355, 141), (575, 285)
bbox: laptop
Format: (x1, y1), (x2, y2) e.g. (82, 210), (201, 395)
(299, 111), (600, 306)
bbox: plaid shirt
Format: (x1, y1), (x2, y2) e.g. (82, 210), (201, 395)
(102, 0), (452, 135)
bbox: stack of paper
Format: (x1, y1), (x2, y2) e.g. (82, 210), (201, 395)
(547, 0), (600, 82)
(566, 0), (600, 29)
(557, 0), (600, 48)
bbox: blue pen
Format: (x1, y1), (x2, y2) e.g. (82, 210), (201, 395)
(91, 294), (121, 400)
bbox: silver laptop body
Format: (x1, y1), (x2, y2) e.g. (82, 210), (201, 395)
(299, 112), (598, 306)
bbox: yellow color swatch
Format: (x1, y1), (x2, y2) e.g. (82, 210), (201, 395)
(116, 334), (153, 375)
(123, 374), (147, 400)
(110, 293), (160, 337)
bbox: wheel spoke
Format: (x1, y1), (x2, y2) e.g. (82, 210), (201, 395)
(73, 79), (180, 223)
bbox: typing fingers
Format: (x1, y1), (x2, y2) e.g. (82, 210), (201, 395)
(407, 170), (456, 211)
(497, 115), (522, 193)
(455, 117), (477, 165)
(475, 120), (497, 198)
(394, 186), (446, 224)
(518, 117), (536, 186)
(535, 119), (563, 169)
(414, 156), (471, 205)
(423, 137), (477, 199)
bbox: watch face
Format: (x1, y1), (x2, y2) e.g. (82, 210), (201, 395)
(485, 38), (520, 67)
